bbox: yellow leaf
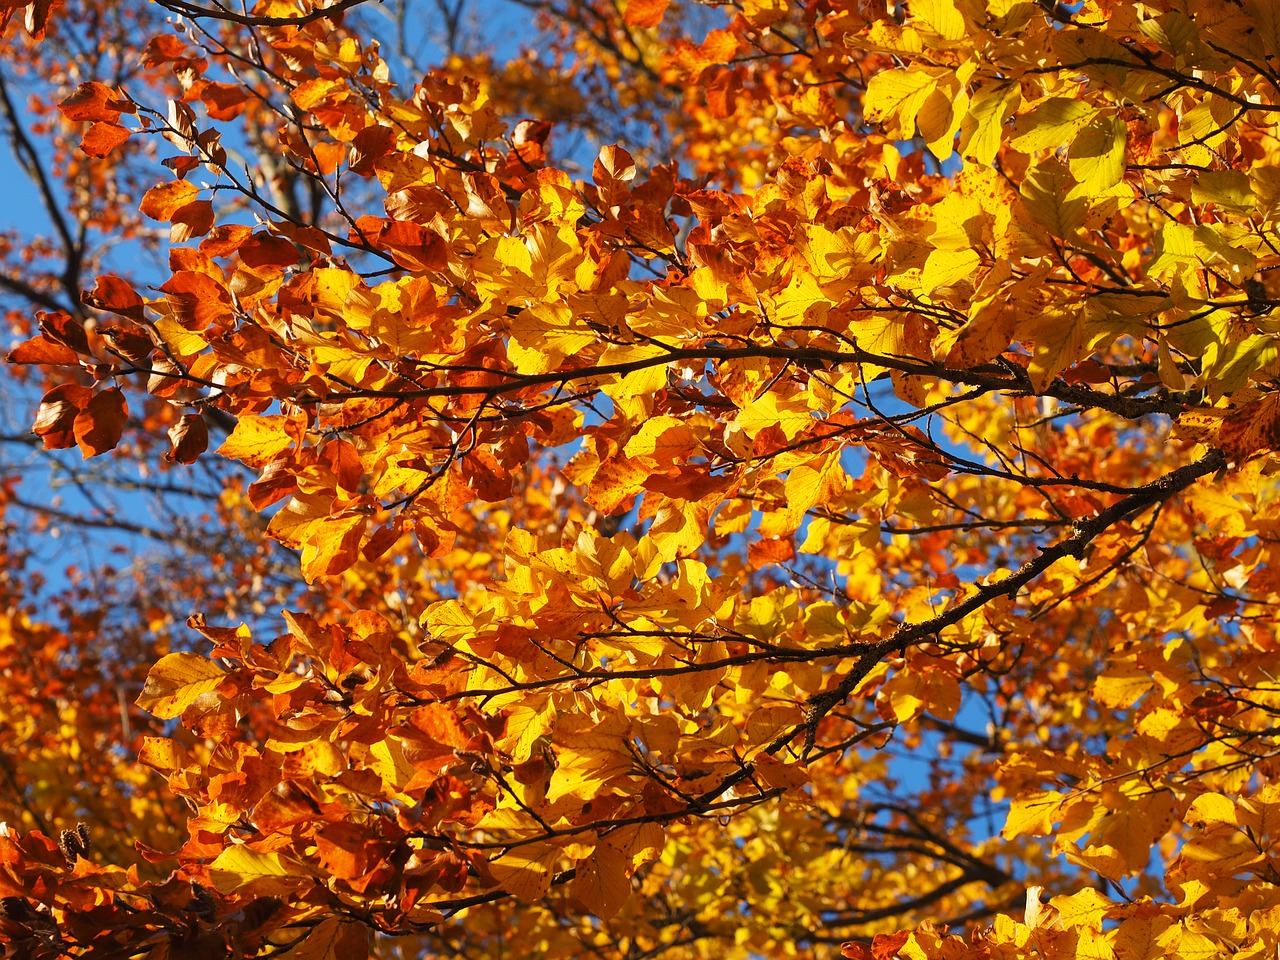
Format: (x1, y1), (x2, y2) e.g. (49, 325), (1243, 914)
(911, 0), (966, 40)
(920, 248), (980, 291)
(864, 69), (937, 140)
(209, 845), (304, 896)
(1049, 887), (1114, 932)
(312, 268), (361, 324)
(960, 83), (1020, 165)
(152, 315), (208, 356)
(1185, 793), (1237, 826)
(490, 843), (560, 903)
(1025, 307), (1084, 391)
(600, 343), (670, 399)
(1020, 158), (1086, 239)
(1146, 222), (1198, 279)
(623, 416), (696, 469)
(1092, 663), (1152, 709)
(217, 414), (295, 468)
(1191, 169), (1255, 212)
(741, 0), (787, 28)
(1002, 790), (1065, 839)
(1113, 915), (1173, 960)
(918, 82), (968, 159)
(1069, 113), (1126, 193)
(507, 305), (596, 375)
(136, 652), (224, 720)
(1162, 925), (1221, 960)
(736, 391), (814, 441)
(1010, 98), (1095, 153)
(367, 736), (417, 797)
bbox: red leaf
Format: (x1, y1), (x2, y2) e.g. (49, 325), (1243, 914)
(73, 388), (128, 458)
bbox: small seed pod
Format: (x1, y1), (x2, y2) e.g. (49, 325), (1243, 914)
(58, 827), (88, 865)
(0, 896), (32, 920)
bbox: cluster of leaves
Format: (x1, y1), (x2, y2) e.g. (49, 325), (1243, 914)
(8, 0), (1280, 957)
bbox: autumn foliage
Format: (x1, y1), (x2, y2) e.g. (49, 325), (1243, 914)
(4, 0), (1280, 956)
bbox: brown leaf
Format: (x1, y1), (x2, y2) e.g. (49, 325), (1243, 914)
(73, 388), (128, 458)
(166, 413), (209, 464)
(1218, 392), (1280, 463)
(33, 383), (92, 449)
(37, 311), (90, 354)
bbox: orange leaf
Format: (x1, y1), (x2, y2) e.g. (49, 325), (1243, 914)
(7, 333), (80, 366)
(623, 0), (668, 27)
(200, 224), (253, 259)
(73, 387), (128, 458)
(872, 931), (911, 960)
(300, 514), (366, 582)
(59, 81), (132, 122)
(83, 275), (147, 322)
(136, 651), (224, 719)
(169, 199), (215, 242)
(571, 843), (630, 919)
(199, 81), (251, 121)
(140, 180), (199, 222)
(79, 121), (130, 157)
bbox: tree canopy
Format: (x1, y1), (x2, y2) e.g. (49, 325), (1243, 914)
(1, 0), (1279, 957)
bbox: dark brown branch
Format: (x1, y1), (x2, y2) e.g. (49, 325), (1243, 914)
(152, 0), (373, 27)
